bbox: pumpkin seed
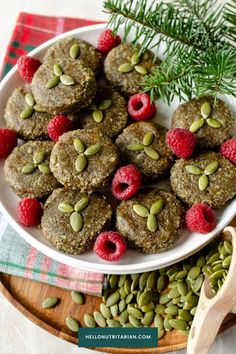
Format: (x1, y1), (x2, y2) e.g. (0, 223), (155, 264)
(58, 202), (74, 213)
(158, 328), (165, 339)
(84, 314), (96, 327)
(131, 52), (140, 65)
(94, 311), (106, 327)
(22, 163), (37, 174)
(133, 204), (149, 217)
(25, 93), (35, 107)
(118, 274), (127, 288)
(38, 164), (51, 174)
(100, 303), (111, 319)
(175, 270), (188, 280)
(224, 240), (232, 255)
(222, 255), (232, 268)
(131, 274), (140, 291)
(164, 315), (173, 331)
(220, 245), (229, 259)
(53, 63), (63, 76)
(190, 306), (197, 316)
(189, 118), (204, 133)
(127, 143), (144, 151)
(103, 288), (110, 302)
(33, 151), (45, 165)
(210, 269), (225, 281)
(172, 297), (181, 305)
(98, 99), (112, 110)
(184, 296), (199, 310)
(110, 304), (118, 317)
(197, 256), (206, 268)
(119, 299), (126, 313)
(185, 165), (203, 175)
(168, 288), (180, 299)
(188, 266), (201, 280)
(169, 318), (187, 330)
(46, 75), (60, 89)
(126, 293), (134, 304)
(109, 274), (119, 289)
(106, 291), (120, 307)
(177, 281), (188, 296)
(142, 311), (154, 326)
(75, 155), (87, 172)
(129, 315), (141, 327)
(147, 214), (157, 232)
(70, 212), (83, 232)
(201, 101), (211, 118)
(141, 302), (155, 312)
(124, 278), (131, 294)
(179, 329), (190, 336)
(123, 323), (134, 328)
(134, 65), (147, 75)
(157, 275), (167, 292)
(74, 138), (85, 153)
(20, 106), (34, 119)
(119, 310), (128, 325)
(84, 143), (101, 156)
(198, 174), (209, 191)
(93, 109), (103, 123)
(167, 300), (174, 307)
(139, 272), (149, 289)
(107, 319), (121, 327)
(218, 279), (223, 288)
(127, 307), (143, 319)
(70, 43), (80, 59)
(159, 293), (170, 305)
(138, 290), (152, 307)
(155, 304), (165, 315)
(143, 132), (154, 147)
(192, 274), (204, 293)
(118, 63), (134, 73)
(42, 297), (59, 309)
(66, 317), (79, 332)
(207, 253), (219, 264)
(119, 287), (126, 299)
(150, 200), (164, 215)
(144, 147), (159, 160)
(33, 104), (46, 112)
(165, 305), (179, 316)
(213, 264), (223, 272)
(204, 161), (219, 175)
(74, 197), (89, 212)
(178, 309), (192, 322)
(60, 74), (74, 85)
(154, 313), (164, 329)
(146, 271), (157, 290)
(207, 118), (221, 128)
(71, 291), (85, 304)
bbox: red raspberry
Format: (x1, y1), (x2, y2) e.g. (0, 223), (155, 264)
(17, 198), (42, 227)
(47, 115), (74, 142)
(17, 56), (41, 83)
(128, 93), (156, 121)
(93, 231), (127, 262)
(185, 203), (216, 234)
(111, 164), (142, 200)
(0, 128), (18, 158)
(220, 138), (236, 165)
(97, 29), (121, 54)
(166, 128), (197, 158)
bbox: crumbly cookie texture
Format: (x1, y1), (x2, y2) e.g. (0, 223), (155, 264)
(4, 141), (60, 198)
(50, 128), (119, 192)
(4, 84), (52, 140)
(172, 96), (234, 149)
(115, 121), (174, 180)
(170, 151), (236, 208)
(32, 58), (97, 115)
(41, 188), (112, 254)
(104, 43), (160, 96)
(43, 37), (102, 75)
(116, 188), (183, 254)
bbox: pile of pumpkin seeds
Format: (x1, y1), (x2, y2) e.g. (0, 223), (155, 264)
(41, 239), (232, 338)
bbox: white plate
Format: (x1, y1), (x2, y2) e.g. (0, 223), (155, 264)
(0, 23), (236, 274)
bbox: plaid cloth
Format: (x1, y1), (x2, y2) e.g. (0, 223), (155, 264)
(0, 13), (105, 296)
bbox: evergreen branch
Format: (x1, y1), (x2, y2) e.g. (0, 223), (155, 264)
(224, 0), (236, 42)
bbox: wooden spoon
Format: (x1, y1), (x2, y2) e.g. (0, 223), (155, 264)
(187, 226), (236, 354)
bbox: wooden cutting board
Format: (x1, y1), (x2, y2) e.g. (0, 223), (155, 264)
(1, 270), (236, 354)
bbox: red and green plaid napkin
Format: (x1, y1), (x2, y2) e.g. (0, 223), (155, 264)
(0, 13), (105, 296)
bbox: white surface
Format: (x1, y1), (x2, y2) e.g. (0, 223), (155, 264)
(1, 23), (236, 274)
(0, 0), (235, 353)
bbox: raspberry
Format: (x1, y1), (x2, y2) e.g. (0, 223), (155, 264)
(185, 203), (216, 234)
(111, 164), (142, 200)
(0, 128), (18, 158)
(97, 29), (121, 54)
(47, 115), (74, 142)
(93, 231), (127, 262)
(220, 138), (236, 165)
(128, 93), (156, 121)
(17, 56), (41, 83)
(17, 198), (42, 227)
(166, 128), (197, 158)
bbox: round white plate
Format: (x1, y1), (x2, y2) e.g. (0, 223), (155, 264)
(0, 23), (236, 274)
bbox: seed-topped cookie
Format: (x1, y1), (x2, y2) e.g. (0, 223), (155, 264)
(115, 121), (174, 180)
(41, 188), (112, 254)
(172, 97), (234, 149)
(104, 43), (160, 96)
(4, 141), (60, 198)
(43, 37), (102, 75)
(32, 58), (97, 115)
(170, 151), (236, 208)
(50, 128), (119, 191)
(4, 84), (52, 140)
(116, 188), (183, 254)
(69, 85), (128, 138)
